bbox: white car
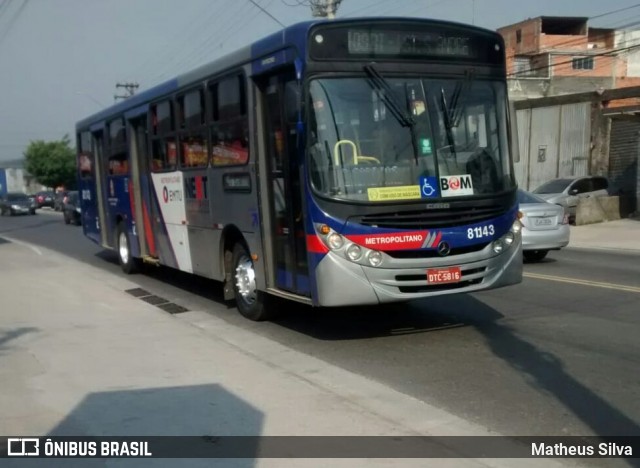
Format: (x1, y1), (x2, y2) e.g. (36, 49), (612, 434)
(518, 189), (570, 262)
(532, 176), (609, 223)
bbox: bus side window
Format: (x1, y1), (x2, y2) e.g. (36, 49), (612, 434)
(210, 74), (249, 166)
(107, 118), (129, 175)
(177, 88), (208, 168)
(78, 131), (94, 179)
(149, 101), (177, 172)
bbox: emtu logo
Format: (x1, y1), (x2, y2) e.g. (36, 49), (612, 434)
(162, 186), (183, 203)
(8, 438), (40, 456)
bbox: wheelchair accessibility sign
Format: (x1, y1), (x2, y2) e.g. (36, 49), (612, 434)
(419, 177), (439, 199)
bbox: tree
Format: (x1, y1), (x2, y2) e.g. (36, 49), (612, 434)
(23, 135), (77, 189)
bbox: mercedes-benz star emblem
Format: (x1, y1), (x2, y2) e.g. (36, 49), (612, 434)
(437, 241), (451, 257)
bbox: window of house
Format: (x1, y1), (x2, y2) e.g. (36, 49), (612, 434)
(516, 29), (522, 44)
(209, 74), (249, 166)
(572, 57), (594, 70)
(514, 56), (532, 76)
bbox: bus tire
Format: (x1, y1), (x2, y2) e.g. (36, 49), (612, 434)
(232, 243), (273, 321)
(117, 222), (140, 274)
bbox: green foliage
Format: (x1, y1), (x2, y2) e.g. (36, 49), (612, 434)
(23, 135), (77, 189)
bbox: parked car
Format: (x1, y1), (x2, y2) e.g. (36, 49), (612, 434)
(0, 192), (37, 216)
(34, 190), (55, 209)
(532, 176), (609, 223)
(518, 189), (570, 262)
(62, 191), (81, 225)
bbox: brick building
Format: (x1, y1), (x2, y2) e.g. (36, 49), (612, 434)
(499, 17), (640, 215)
(498, 16), (640, 100)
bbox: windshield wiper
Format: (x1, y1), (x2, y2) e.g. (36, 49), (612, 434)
(364, 64), (415, 128)
(442, 69), (475, 129)
(364, 64), (419, 163)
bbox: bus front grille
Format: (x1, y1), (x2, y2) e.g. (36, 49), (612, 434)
(385, 243), (489, 259)
(356, 204), (507, 229)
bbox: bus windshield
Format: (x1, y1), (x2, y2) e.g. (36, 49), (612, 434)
(308, 76), (514, 202)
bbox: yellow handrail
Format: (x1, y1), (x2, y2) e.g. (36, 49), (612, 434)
(334, 140), (358, 166)
(333, 139), (381, 166)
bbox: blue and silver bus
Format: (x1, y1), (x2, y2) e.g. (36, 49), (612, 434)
(76, 17), (522, 321)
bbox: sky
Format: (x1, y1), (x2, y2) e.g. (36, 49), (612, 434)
(1, 0), (639, 162)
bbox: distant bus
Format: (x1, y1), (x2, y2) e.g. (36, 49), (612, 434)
(76, 17), (522, 321)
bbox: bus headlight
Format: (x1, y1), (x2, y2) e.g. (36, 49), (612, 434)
(346, 244), (362, 261)
(367, 251), (383, 267)
(511, 220), (522, 234)
(327, 232), (344, 250)
(503, 231), (515, 246)
(493, 240), (504, 254)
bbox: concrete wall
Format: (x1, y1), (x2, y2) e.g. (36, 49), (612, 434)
(576, 196), (623, 225)
(514, 102), (591, 190)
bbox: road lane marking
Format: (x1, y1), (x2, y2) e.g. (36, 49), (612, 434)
(1, 236), (43, 256)
(524, 272), (640, 293)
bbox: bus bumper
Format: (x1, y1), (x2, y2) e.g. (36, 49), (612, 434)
(314, 240), (523, 307)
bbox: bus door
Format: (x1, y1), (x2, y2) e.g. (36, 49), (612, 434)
(127, 114), (154, 259)
(91, 130), (110, 248)
(258, 70), (309, 296)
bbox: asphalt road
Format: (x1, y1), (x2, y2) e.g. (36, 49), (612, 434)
(2, 210), (639, 439)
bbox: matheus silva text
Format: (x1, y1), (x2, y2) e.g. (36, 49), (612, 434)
(532, 443), (633, 457)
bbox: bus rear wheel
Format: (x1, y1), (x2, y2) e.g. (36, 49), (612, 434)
(117, 223), (141, 274)
(232, 243), (272, 321)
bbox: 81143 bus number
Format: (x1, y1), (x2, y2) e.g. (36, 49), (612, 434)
(467, 225), (495, 240)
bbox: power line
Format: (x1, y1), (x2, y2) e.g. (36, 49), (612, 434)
(591, 2), (640, 20)
(0, 0), (10, 21)
(280, 0), (309, 7)
(509, 41), (640, 78)
(0, 0), (28, 49)
(247, 0), (286, 27)
(144, 1), (255, 86)
(124, 1), (224, 82)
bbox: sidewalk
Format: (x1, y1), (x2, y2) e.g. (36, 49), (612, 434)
(0, 237), (569, 467)
(568, 218), (640, 252)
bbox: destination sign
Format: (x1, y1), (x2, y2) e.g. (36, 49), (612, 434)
(347, 30), (474, 58)
(309, 22), (504, 64)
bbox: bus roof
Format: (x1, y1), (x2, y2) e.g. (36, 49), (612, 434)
(76, 17), (500, 130)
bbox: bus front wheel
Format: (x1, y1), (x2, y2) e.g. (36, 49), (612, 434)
(117, 223), (141, 274)
(232, 243), (272, 321)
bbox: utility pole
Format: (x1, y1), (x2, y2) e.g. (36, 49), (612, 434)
(310, 0), (343, 19)
(114, 82), (139, 102)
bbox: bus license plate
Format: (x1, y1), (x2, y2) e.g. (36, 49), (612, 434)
(427, 267), (462, 284)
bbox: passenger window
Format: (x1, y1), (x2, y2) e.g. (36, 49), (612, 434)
(180, 134), (208, 168)
(572, 179), (592, 194)
(210, 74), (249, 166)
(593, 177), (608, 191)
(150, 100), (177, 172)
(151, 138), (177, 171)
(107, 118), (128, 176)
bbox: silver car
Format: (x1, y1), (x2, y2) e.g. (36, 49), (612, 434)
(518, 190), (570, 262)
(532, 176), (609, 222)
